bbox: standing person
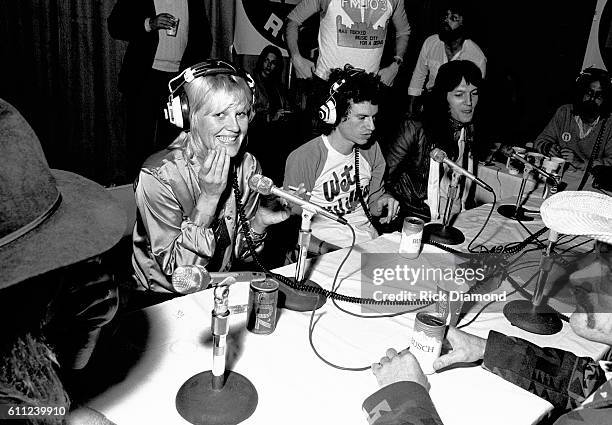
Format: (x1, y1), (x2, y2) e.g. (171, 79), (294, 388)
(283, 67), (399, 254)
(364, 191), (612, 425)
(108, 0), (212, 180)
(0, 99), (126, 423)
(407, 2), (486, 117)
(386, 60), (484, 222)
(534, 67), (612, 172)
(249, 45), (297, 184)
(285, 0), (410, 139)
(132, 60), (293, 293)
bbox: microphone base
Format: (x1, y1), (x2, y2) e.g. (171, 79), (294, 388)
(503, 300), (562, 335)
(424, 223), (465, 245)
(176, 370), (257, 425)
(497, 204), (535, 222)
(277, 278), (326, 311)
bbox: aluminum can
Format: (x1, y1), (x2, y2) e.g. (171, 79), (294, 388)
(399, 217), (424, 259)
(410, 312), (446, 374)
(247, 278), (279, 335)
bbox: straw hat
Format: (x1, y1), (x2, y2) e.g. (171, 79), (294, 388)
(0, 99), (126, 289)
(540, 191), (612, 244)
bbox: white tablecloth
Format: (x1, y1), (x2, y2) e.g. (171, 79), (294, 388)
(87, 203), (608, 425)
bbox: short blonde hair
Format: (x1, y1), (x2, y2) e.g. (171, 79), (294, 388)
(183, 73), (254, 158)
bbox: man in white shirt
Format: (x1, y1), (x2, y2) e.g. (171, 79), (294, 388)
(407, 2), (486, 117)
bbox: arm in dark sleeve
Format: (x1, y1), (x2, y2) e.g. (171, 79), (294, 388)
(386, 120), (426, 180)
(108, 0), (150, 41)
(482, 331), (607, 412)
(363, 382), (444, 425)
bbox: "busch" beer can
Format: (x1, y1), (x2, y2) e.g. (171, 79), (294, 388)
(410, 312), (445, 374)
(247, 278), (279, 335)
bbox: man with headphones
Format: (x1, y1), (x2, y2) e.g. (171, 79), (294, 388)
(534, 67), (612, 174)
(132, 60), (292, 293)
(283, 66), (400, 254)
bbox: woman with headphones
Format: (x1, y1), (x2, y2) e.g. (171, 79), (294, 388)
(132, 60), (292, 293)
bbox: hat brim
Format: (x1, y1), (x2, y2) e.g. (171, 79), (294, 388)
(540, 191), (612, 244)
(0, 170), (127, 289)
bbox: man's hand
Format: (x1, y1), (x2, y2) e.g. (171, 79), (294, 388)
(149, 13), (176, 31)
(560, 148), (575, 164)
(372, 348), (430, 391)
(433, 327), (486, 371)
(198, 147), (230, 200)
(291, 55), (315, 79)
(377, 63), (400, 87)
(376, 194), (400, 224)
(548, 143), (562, 157)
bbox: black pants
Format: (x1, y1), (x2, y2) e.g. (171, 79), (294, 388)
(123, 69), (180, 180)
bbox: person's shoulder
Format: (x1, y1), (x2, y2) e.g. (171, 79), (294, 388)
(464, 38), (485, 55)
(556, 104), (573, 117)
(288, 136), (324, 161)
(425, 34), (441, 45)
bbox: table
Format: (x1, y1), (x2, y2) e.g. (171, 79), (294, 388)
(85, 203), (609, 425)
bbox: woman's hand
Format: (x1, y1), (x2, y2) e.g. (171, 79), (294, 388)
(198, 147), (230, 200)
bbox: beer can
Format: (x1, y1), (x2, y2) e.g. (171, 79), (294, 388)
(247, 278), (279, 335)
(410, 312), (446, 374)
(166, 17), (179, 37)
(399, 217), (424, 259)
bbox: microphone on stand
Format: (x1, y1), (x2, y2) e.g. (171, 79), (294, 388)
(430, 148), (494, 192)
(248, 174), (347, 225)
(500, 146), (556, 181)
(171, 265), (265, 294)
(503, 229), (563, 335)
(248, 174), (327, 312)
(175, 272), (258, 425)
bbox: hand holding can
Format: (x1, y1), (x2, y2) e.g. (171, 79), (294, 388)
(166, 17), (179, 37)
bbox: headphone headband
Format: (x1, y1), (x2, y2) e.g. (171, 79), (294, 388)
(165, 59), (255, 130)
(319, 65), (365, 125)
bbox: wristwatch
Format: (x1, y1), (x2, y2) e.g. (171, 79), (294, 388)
(392, 55), (403, 66)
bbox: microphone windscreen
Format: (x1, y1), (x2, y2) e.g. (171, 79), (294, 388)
(248, 174), (274, 195)
(430, 148), (446, 163)
(172, 265), (211, 294)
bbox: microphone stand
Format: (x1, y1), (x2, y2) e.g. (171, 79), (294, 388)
(497, 162), (535, 221)
(503, 231), (563, 335)
(424, 171), (465, 245)
(278, 208), (326, 311)
(176, 283), (258, 425)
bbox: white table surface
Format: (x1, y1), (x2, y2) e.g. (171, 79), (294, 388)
(87, 203), (608, 425)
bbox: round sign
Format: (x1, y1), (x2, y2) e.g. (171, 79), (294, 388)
(241, 0), (318, 56)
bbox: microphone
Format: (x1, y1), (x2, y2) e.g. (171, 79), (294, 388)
(172, 265), (266, 294)
(500, 146), (556, 181)
(248, 174), (348, 225)
(430, 148), (493, 192)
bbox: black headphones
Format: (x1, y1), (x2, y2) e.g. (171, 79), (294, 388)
(319, 65), (365, 125)
(164, 59), (256, 130)
(576, 67), (611, 85)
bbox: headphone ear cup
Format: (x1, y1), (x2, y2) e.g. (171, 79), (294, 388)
(319, 97), (337, 125)
(165, 94), (185, 129)
(179, 91), (190, 130)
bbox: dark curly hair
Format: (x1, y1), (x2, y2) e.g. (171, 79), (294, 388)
(321, 66), (383, 133)
(574, 67), (612, 116)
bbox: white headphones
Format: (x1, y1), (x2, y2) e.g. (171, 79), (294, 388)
(318, 65), (365, 125)
(164, 59), (256, 130)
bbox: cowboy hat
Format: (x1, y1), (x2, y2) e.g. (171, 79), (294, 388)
(540, 191), (612, 244)
(0, 98), (126, 289)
